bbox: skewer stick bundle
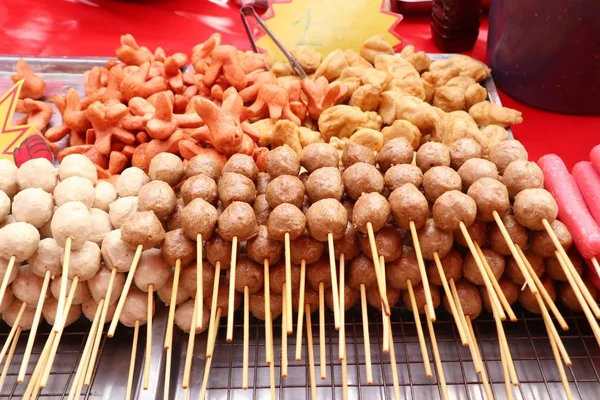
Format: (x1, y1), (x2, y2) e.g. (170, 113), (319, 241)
(433, 253), (468, 345)
(407, 280), (432, 378)
(295, 259), (306, 361)
(425, 305), (448, 400)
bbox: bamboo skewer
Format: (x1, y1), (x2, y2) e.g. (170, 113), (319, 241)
(281, 283), (288, 378)
(545, 318), (573, 400)
(108, 244), (143, 337)
(410, 221), (435, 321)
(359, 284), (373, 384)
(499, 341), (513, 400)
(338, 254), (346, 361)
(164, 347), (173, 400)
(165, 258), (182, 349)
(54, 237), (71, 333)
(268, 357), (276, 400)
(22, 331), (54, 400)
(407, 280), (432, 378)
(542, 219), (600, 318)
(0, 326), (20, 391)
(17, 269), (50, 382)
(183, 294), (199, 390)
(306, 304), (317, 400)
(592, 257), (600, 280)
(380, 256), (390, 354)
(0, 301), (26, 365)
(226, 236), (238, 342)
(318, 282), (326, 380)
(126, 320), (139, 400)
(466, 316), (493, 400)
(264, 259), (273, 364)
(388, 326), (401, 400)
(206, 261), (221, 359)
(425, 305), (448, 400)
(450, 279), (481, 373)
(284, 232), (293, 334)
(144, 284), (153, 389)
(242, 286), (249, 389)
(433, 252), (468, 345)
(85, 267), (117, 385)
(200, 308), (222, 400)
(296, 259), (306, 361)
(366, 223), (390, 317)
(196, 234), (204, 330)
(0, 256), (15, 311)
(327, 232), (342, 328)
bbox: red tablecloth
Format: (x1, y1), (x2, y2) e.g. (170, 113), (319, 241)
(0, 0), (598, 168)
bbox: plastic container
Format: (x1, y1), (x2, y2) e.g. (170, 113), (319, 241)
(430, 0), (482, 52)
(488, 0), (600, 115)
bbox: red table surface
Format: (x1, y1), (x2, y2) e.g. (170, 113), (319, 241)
(0, 0), (598, 169)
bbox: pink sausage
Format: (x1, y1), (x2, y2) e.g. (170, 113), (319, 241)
(573, 161), (600, 225)
(591, 144), (600, 175)
(538, 154), (600, 260)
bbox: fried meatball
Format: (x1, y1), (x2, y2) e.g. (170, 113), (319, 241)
(433, 191), (477, 232)
(290, 234), (325, 265)
(489, 140), (528, 175)
(175, 299), (209, 333)
(89, 208), (112, 246)
(306, 257), (332, 291)
(0, 286), (13, 314)
(11, 265), (44, 305)
(387, 246), (421, 290)
(506, 251), (544, 285)
(342, 142), (375, 168)
(253, 194), (270, 226)
(519, 276), (555, 314)
(300, 143), (339, 173)
(148, 152), (184, 186)
(455, 219), (488, 248)
(119, 288), (153, 327)
(305, 167), (344, 202)
(218, 202), (258, 242)
(93, 181), (118, 212)
(352, 192), (390, 234)
(359, 225), (403, 262)
(228, 255), (264, 294)
(249, 291), (282, 320)
(266, 145), (301, 177)
(181, 198), (218, 241)
(416, 219), (454, 260)
(463, 248), (505, 285)
(347, 254), (378, 289)
(545, 249), (583, 282)
(269, 261), (301, 295)
(385, 164), (423, 191)
(101, 229), (136, 272)
(82, 299), (116, 323)
(426, 247), (463, 286)
(293, 287), (319, 313)
(17, 158), (57, 192)
(138, 181), (177, 220)
(223, 154), (258, 181)
(0, 221), (40, 262)
(416, 142), (450, 173)
(513, 188), (558, 230)
(87, 265), (126, 305)
(458, 158), (499, 189)
(0, 191), (9, 223)
(66, 241), (101, 281)
(423, 166), (462, 203)
(28, 238), (62, 278)
(333, 222), (361, 261)
(449, 138), (482, 170)
(59, 153), (98, 184)
(206, 236), (232, 268)
(444, 279), (481, 319)
(43, 299), (81, 327)
(306, 199), (348, 241)
(256, 172), (271, 195)
(109, 196), (138, 229)
(389, 184), (429, 230)
(50, 276), (91, 305)
(405, 283), (441, 314)
(530, 220), (572, 258)
(161, 228), (196, 266)
(376, 138), (413, 172)
(167, 198), (185, 231)
(503, 160), (544, 198)
(134, 248), (171, 292)
(11, 187), (54, 228)
(481, 277), (519, 313)
(54, 176), (95, 209)
(367, 286), (401, 310)
(158, 276), (191, 306)
(247, 225), (283, 265)
(266, 175), (305, 209)
(218, 172), (256, 206)
(0, 159), (18, 197)
(181, 174), (218, 205)
(326, 285), (359, 311)
(121, 211), (166, 250)
(489, 215), (528, 256)
(207, 284), (241, 318)
(472, 178), (508, 219)
(267, 203), (306, 241)
(115, 167), (150, 197)
(185, 153), (223, 181)
(560, 280), (597, 312)
(2, 300), (36, 329)
(180, 261), (215, 300)
(342, 163), (384, 200)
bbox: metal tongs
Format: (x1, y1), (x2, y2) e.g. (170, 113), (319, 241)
(240, 6), (308, 80)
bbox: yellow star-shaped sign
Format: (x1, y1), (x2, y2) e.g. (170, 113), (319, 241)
(256, 0), (402, 59)
(0, 80), (35, 160)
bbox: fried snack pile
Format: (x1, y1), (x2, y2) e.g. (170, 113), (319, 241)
(12, 33), (523, 177)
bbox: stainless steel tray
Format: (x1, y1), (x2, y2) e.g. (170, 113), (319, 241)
(0, 55), (589, 400)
